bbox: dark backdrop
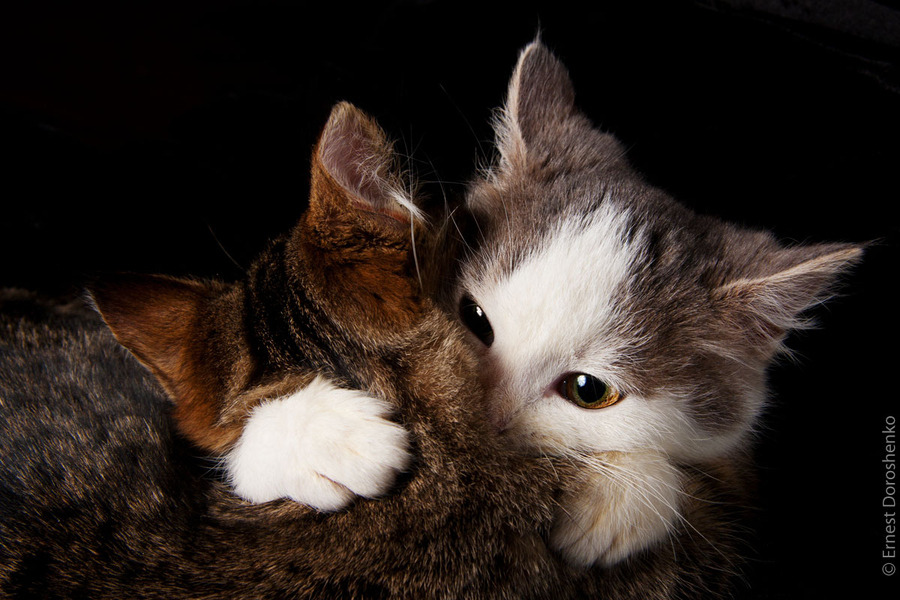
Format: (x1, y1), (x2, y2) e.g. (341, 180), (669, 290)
(1, 1), (898, 598)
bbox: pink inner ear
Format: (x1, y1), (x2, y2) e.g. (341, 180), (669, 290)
(315, 102), (422, 225)
(319, 107), (391, 209)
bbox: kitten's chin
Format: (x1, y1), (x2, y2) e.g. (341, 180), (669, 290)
(550, 451), (684, 568)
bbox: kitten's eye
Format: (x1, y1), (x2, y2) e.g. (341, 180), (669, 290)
(459, 295), (494, 347)
(558, 373), (622, 409)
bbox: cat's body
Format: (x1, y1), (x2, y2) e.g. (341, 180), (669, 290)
(0, 43), (859, 596)
(0, 100), (756, 600)
(431, 40), (862, 569)
(0, 295), (749, 600)
(0, 289), (567, 599)
(0, 105), (570, 599)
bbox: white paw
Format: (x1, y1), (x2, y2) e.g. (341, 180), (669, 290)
(224, 375), (411, 511)
(551, 451), (683, 567)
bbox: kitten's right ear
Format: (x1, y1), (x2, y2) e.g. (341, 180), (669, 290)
(493, 39), (578, 172)
(293, 102), (426, 332)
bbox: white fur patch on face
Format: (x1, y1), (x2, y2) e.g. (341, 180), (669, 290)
(463, 201), (738, 462)
(224, 375), (411, 511)
(465, 202), (644, 440)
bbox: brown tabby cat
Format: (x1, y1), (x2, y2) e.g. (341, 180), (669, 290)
(0, 101), (750, 599)
(0, 101), (562, 599)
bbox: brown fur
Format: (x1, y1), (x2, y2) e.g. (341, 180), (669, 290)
(90, 274), (249, 452)
(0, 103), (566, 598)
(1, 99), (758, 599)
(91, 105), (425, 456)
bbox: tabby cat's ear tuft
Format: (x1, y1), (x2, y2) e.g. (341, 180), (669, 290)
(494, 40), (577, 171)
(713, 243), (864, 358)
(309, 101), (421, 231)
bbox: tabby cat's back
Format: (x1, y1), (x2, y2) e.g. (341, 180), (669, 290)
(0, 105), (570, 599)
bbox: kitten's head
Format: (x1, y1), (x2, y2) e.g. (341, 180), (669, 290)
(451, 41), (862, 463)
(90, 102), (431, 454)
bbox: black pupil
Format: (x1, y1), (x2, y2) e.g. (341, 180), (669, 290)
(459, 296), (494, 346)
(574, 374), (607, 404)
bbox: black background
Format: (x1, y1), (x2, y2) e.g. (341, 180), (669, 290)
(1, 1), (898, 597)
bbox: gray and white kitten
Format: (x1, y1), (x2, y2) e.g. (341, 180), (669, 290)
(435, 40), (863, 567)
(226, 40), (862, 575)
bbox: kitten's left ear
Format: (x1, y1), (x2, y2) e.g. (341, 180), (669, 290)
(712, 242), (864, 358)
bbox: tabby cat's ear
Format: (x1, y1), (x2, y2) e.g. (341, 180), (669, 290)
(493, 39), (578, 172)
(90, 274), (210, 384)
(712, 242), (864, 359)
(306, 101), (421, 244)
(90, 274), (237, 452)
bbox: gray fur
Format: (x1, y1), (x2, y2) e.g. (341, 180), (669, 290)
(439, 40), (862, 572)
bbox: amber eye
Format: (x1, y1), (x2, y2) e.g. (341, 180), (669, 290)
(558, 373), (622, 409)
(459, 295), (494, 347)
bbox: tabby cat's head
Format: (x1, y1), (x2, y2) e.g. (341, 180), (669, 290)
(451, 41), (862, 463)
(91, 103), (429, 454)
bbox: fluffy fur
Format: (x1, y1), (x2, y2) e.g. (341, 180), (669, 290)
(435, 40), (863, 568)
(0, 104), (573, 599)
(0, 95), (764, 600)
(224, 375), (411, 509)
